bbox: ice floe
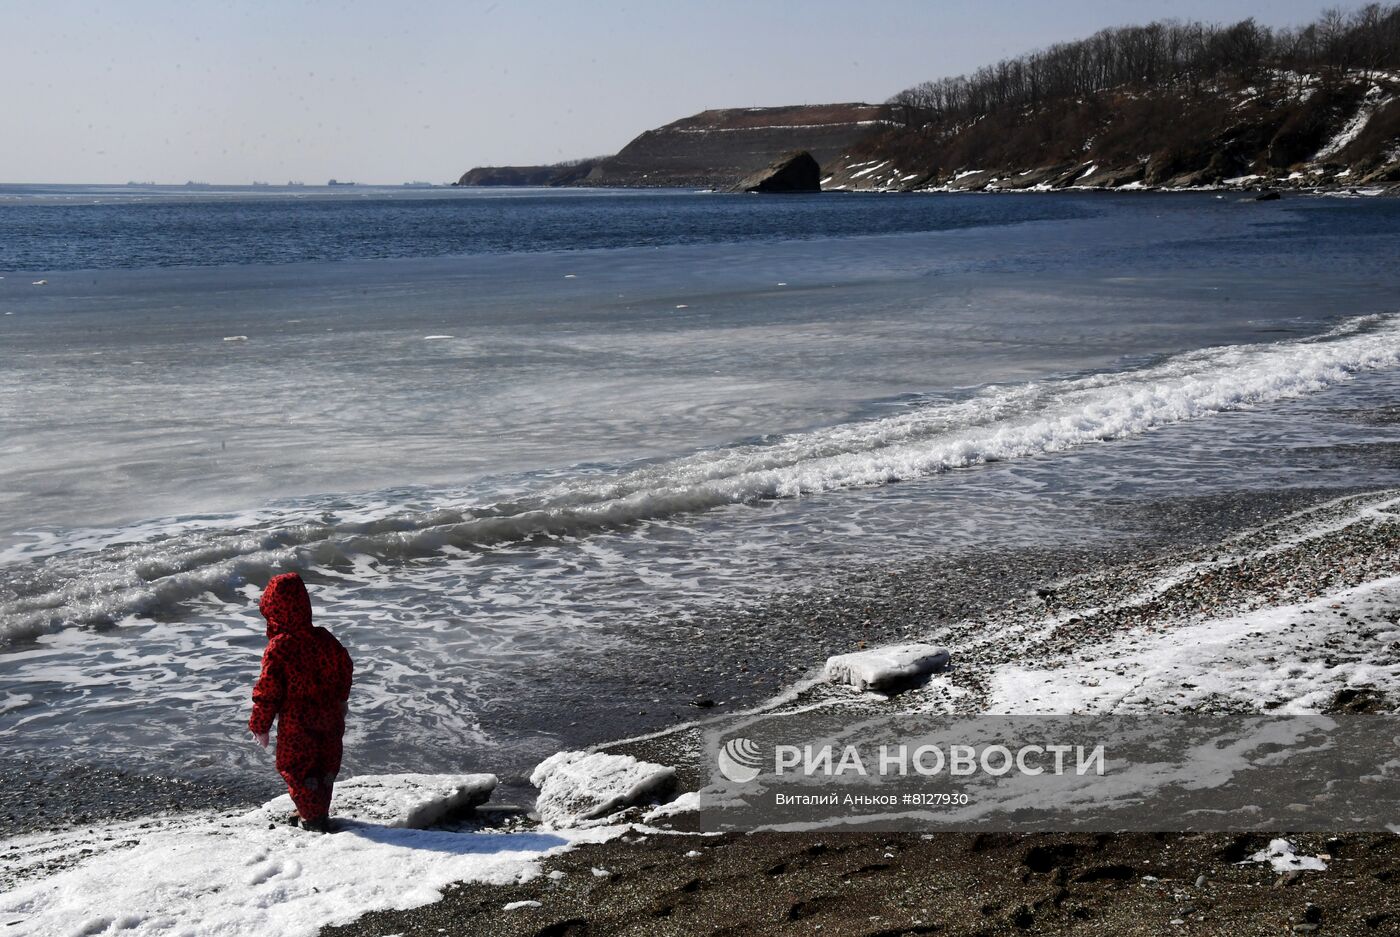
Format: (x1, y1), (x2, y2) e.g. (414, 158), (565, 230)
(260, 772), (497, 829)
(824, 643), (951, 691)
(531, 750), (677, 828)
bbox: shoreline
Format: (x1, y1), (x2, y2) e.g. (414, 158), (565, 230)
(5, 482), (1398, 934)
(325, 484), (1399, 936)
(452, 181), (1400, 197)
(0, 487), (1362, 842)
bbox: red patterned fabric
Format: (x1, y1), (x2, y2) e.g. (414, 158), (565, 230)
(249, 572), (353, 821)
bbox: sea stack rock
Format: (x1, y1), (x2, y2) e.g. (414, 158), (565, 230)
(734, 151), (822, 193)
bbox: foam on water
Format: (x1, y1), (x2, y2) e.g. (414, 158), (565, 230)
(3, 313), (1398, 643)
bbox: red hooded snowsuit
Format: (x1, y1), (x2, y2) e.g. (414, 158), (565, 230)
(249, 572), (353, 821)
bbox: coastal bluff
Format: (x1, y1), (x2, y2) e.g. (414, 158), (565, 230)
(456, 103), (891, 189)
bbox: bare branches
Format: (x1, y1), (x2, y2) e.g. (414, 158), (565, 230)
(887, 5), (1400, 130)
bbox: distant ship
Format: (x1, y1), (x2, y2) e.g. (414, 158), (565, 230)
(251, 181), (270, 187)
(327, 179), (356, 186)
(401, 181), (435, 188)
(183, 181), (211, 188)
(287, 181), (306, 187)
(125, 181), (157, 187)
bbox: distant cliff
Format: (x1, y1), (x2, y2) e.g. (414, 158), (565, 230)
(455, 104), (891, 189)
(455, 160), (600, 187)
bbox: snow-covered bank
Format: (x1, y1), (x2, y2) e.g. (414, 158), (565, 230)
(0, 781), (623, 937)
(989, 574), (1400, 714)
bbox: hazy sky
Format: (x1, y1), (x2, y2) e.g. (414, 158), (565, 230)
(3, 0), (1351, 184)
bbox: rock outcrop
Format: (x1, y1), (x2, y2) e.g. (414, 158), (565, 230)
(733, 151), (822, 192)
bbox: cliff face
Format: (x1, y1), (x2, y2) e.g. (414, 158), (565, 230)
(455, 161), (599, 187)
(455, 104), (892, 189)
(821, 73), (1400, 193)
(457, 166), (562, 186)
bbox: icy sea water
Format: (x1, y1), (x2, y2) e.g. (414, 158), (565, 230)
(2, 187), (1400, 791)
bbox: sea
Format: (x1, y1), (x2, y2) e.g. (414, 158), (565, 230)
(2, 184), (1399, 793)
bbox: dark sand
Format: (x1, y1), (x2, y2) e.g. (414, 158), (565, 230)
(327, 830), (1399, 936)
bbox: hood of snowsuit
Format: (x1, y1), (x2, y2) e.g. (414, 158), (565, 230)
(259, 572), (313, 639)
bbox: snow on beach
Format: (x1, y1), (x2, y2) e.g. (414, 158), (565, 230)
(1248, 838), (1329, 873)
(988, 575), (1400, 714)
(0, 778), (624, 937)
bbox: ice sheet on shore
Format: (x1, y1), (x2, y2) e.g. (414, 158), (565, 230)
(988, 575), (1400, 714)
(825, 643), (951, 691)
(261, 772), (497, 829)
(531, 750), (677, 828)
(0, 790), (622, 937)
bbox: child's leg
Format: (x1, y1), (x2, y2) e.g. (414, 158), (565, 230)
(279, 766), (326, 820)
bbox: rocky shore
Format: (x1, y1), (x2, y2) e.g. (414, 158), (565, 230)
(6, 485), (1396, 934)
(324, 485), (1399, 936)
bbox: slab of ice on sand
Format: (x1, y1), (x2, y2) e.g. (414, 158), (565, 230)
(262, 773), (497, 829)
(531, 751), (677, 828)
(824, 643), (951, 691)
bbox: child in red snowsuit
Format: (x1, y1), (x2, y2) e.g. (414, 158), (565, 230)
(248, 572), (353, 831)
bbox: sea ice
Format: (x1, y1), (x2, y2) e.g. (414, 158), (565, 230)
(261, 772), (497, 829)
(824, 643), (951, 691)
(530, 750), (677, 828)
